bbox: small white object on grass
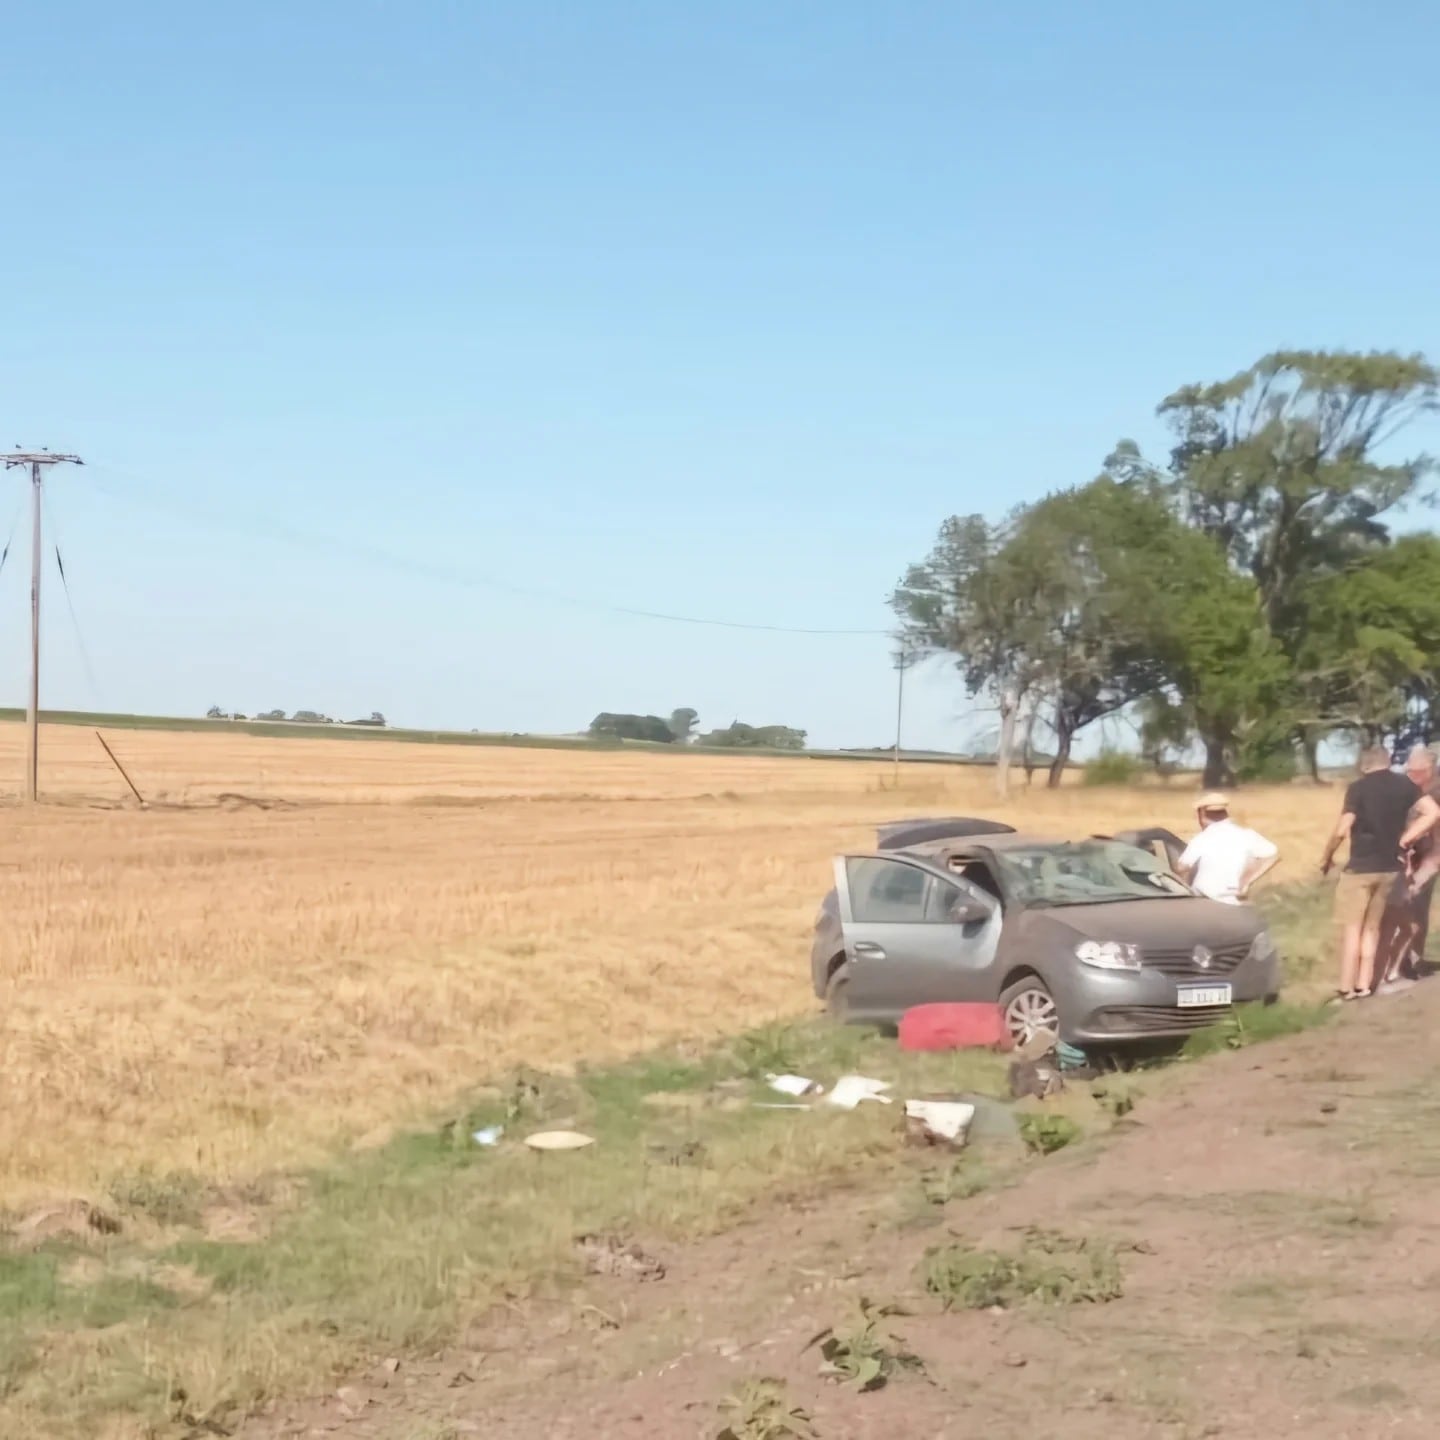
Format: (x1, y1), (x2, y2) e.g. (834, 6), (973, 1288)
(471, 1125), (504, 1147)
(904, 1099), (976, 1145)
(766, 1073), (822, 1097)
(824, 1076), (893, 1110)
(524, 1130), (596, 1151)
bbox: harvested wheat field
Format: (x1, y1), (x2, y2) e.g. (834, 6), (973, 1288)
(0, 721), (1343, 1207)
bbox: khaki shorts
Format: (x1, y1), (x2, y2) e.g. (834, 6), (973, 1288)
(1334, 871), (1393, 935)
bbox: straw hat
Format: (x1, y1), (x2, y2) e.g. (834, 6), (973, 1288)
(1196, 792), (1230, 813)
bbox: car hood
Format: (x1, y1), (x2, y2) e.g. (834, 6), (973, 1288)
(1035, 896), (1264, 950)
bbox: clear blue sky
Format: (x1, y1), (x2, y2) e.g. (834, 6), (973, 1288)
(2, 1), (1438, 749)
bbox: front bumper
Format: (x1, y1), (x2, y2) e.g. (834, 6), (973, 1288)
(1062, 948), (1281, 1046)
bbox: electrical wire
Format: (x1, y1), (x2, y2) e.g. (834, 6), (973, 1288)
(41, 490), (106, 707)
(0, 497), (24, 582)
(82, 462), (893, 638)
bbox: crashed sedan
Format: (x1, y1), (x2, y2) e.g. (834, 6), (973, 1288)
(810, 818), (1281, 1047)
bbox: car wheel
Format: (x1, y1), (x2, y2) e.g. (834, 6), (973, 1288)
(999, 975), (1060, 1047)
(824, 964), (851, 1022)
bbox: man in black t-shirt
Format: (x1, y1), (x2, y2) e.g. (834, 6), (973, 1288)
(1320, 746), (1438, 998)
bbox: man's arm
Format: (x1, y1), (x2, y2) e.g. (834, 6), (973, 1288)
(1400, 794), (1440, 851)
(1320, 812), (1353, 876)
(1237, 845), (1281, 900)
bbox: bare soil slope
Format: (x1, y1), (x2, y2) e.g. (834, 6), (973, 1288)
(241, 987), (1440, 1440)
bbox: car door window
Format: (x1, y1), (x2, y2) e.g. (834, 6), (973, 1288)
(924, 876), (979, 923)
(845, 857), (930, 922)
(946, 858), (1003, 904)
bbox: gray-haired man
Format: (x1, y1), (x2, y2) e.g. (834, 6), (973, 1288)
(1378, 745), (1440, 990)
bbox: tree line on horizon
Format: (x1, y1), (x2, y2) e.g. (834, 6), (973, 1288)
(588, 708), (807, 750)
(893, 349), (1440, 792)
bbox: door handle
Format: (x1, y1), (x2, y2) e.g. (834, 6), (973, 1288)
(853, 942), (886, 960)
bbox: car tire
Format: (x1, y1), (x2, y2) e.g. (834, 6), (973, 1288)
(999, 975), (1061, 1047)
(824, 964), (851, 1022)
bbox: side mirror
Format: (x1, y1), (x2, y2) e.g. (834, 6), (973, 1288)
(951, 899), (991, 925)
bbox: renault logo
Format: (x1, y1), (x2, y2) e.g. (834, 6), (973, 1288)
(1193, 945), (1213, 971)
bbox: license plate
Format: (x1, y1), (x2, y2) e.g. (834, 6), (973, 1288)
(1177, 984), (1232, 1008)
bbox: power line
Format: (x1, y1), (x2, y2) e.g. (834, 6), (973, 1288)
(42, 490), (105, 707)
(83, 462), (893, 638)
(0, 497), (25, 582)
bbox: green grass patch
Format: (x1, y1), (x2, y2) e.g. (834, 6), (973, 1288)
(809, 1297), (923, 1392)
(1255, 883), (1333, 992)
(1178, 1000), (1332, 1060)
(0, 909), (1347, 1439)
(1083, 750), (1144, 786)
(1018, 1112), (1082, 1154)
(0, 1019), (1008, 1436)
(716, 1378), (817, 1440)
(920, 1228), (1124, 1310)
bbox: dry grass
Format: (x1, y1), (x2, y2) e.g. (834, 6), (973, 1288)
(0, 722), (1344, 1207)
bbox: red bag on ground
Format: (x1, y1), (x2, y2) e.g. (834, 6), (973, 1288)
(898, 1002), (1012, 1053)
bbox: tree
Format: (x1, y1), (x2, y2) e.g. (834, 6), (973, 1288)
(892, 513), (1050, 795)
(699, 721), (806, 750)
(1111, 350), (1438, 624)
(998, 483), (1177, 785)
(1294, 535), (1440, 746)
(588, 712), (676, 744)
(667, 708), (699, 743)
(896, 481), (1227, 788)
(1106, 349), (1440, 775)
(206, 705), (224, 720)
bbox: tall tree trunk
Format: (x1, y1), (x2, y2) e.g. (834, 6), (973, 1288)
(1047, 723), (1073, 789)
(1021, 701), (1039, 787)
(1301, 727), (1322, 783)
(994, 685), (1018, 799)
(1201, 729), (1236, 789)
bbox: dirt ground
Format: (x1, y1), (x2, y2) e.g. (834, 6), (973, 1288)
(234, 985), (1440, 1440)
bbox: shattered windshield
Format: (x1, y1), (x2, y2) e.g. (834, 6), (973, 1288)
(993, 842), (1190, 907)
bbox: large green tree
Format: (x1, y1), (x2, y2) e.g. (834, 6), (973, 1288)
(1295, 534), (1440, 746)
(895, 478), (1267, 787)
(891, 512), (1053, 794)
(1108, 349), (1440, 772)
(901, 350), (1440, 787)
(1111, 350), (1438, 629)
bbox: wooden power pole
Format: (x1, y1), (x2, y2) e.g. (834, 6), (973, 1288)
(2, 451), (84, 802)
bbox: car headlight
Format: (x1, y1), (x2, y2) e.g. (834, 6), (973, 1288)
(1075, 940), (1141, 971)
(1249, 929), (1277, 964)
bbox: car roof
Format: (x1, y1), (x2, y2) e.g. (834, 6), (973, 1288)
(875, 816), (1017, 850)
(923, 831), (1065, 851)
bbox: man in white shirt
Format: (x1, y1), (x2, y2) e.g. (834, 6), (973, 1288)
(1178, 793), (1281, 905)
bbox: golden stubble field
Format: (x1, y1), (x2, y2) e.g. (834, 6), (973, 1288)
(0, 722), (1344, 1207)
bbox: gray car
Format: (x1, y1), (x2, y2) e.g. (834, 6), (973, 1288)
(810, 820), (1281, 1046)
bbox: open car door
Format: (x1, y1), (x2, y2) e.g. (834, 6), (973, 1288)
(832, 853), (1003, 1019)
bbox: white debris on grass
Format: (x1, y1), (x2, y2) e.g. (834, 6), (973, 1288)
(904, 1099), (976, 1146)
(824, 1076), (893, 1110)
(523, 1130), (596, 1151)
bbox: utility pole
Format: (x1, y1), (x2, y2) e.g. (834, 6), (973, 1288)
(892, 645), (910, 789)
(2, 451), (84, 802)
